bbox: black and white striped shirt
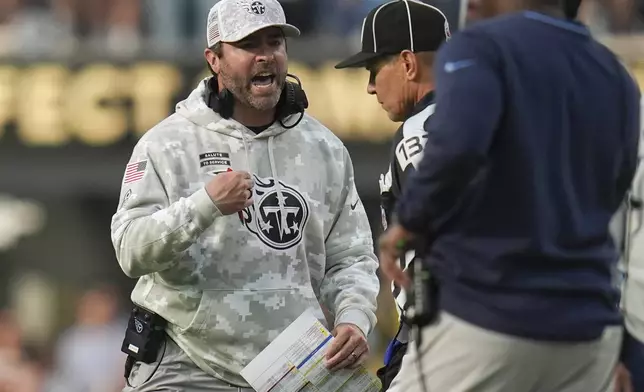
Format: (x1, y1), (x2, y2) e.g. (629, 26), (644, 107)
(379, 94), (435, 340)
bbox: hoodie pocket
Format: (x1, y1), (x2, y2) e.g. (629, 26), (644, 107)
(142, 278), (203, 333)
(177, 287), (325, 353)
(186, 287), (322, 332)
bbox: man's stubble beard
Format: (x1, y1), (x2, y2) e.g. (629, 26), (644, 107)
(219, 63), (286, 111)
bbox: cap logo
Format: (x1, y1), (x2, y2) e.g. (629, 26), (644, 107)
(247, 0), (266, 15)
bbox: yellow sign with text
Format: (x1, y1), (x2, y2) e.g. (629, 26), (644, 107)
(0, 61), (396, 147)
(3, 59), (644, 147)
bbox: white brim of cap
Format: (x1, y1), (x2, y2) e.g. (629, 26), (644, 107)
(221, 23), (300, 43)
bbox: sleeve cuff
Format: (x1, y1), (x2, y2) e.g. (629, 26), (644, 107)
(189, 187), (223, 229)
(393, 211), (427, 235)
(335, 309), (373, 338)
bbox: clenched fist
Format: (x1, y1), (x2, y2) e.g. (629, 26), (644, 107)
(205, 170), (254, 215)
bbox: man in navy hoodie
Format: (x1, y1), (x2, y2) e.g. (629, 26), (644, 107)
(377, 0), (641, 391)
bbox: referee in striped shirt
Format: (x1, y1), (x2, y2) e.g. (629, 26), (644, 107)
(335, 1), (451, 390)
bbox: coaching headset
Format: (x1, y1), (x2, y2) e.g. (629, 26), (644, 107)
(205, 73), (309, 129)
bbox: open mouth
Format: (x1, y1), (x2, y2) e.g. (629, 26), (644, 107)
(251, 73), (275, 87)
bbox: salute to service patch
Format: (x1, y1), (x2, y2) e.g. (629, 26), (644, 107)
(199, 152), (232, 175)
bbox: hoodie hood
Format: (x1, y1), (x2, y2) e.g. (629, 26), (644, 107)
(175, 77), (306, 259)
(175, 77), (293, 140)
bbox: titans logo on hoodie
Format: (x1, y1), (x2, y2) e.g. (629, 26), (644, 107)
(239, 175), (310, 250)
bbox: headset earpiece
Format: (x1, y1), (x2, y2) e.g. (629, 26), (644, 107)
(277, 74), (309, 129)
(206, 77), (235, 119)
(205, 73), (308, 128)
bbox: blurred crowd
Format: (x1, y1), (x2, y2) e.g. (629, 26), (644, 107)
(0, 280), (399, 392)
(578, 0), (644, 33)
(0, 0), (642, 59)
(0, 285), (127, 392)
(0, 0), (390, 58)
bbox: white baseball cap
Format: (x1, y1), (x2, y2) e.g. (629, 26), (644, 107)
(206, 0), (301, 48)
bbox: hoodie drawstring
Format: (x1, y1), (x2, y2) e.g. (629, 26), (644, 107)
(240, 131), (257, 217)
(240, 131), (252, 174)
(267, 136), (288, 237)
(240, 131), (287, 237)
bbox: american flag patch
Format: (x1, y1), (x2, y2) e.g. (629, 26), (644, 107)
(124, 160), (147, 184)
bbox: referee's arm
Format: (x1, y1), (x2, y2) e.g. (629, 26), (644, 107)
(395, 32), (503, 234)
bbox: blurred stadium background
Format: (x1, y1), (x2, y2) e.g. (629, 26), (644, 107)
(0, 1), (643, 391)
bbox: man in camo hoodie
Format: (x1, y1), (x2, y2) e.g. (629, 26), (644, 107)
(110, 0), (380, 390)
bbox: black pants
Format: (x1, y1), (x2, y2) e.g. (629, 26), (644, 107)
(376, 340), (408, 392)
(622, 329), (644, 392)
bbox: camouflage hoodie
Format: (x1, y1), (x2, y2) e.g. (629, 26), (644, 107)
(110, 77), (380, 386)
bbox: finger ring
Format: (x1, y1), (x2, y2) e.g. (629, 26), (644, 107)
(350, 352), (358, 360)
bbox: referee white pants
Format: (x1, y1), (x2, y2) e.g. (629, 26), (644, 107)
(386, 312), (622, 392)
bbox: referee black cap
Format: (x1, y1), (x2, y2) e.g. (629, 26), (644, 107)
(335, 0), (451, 69)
